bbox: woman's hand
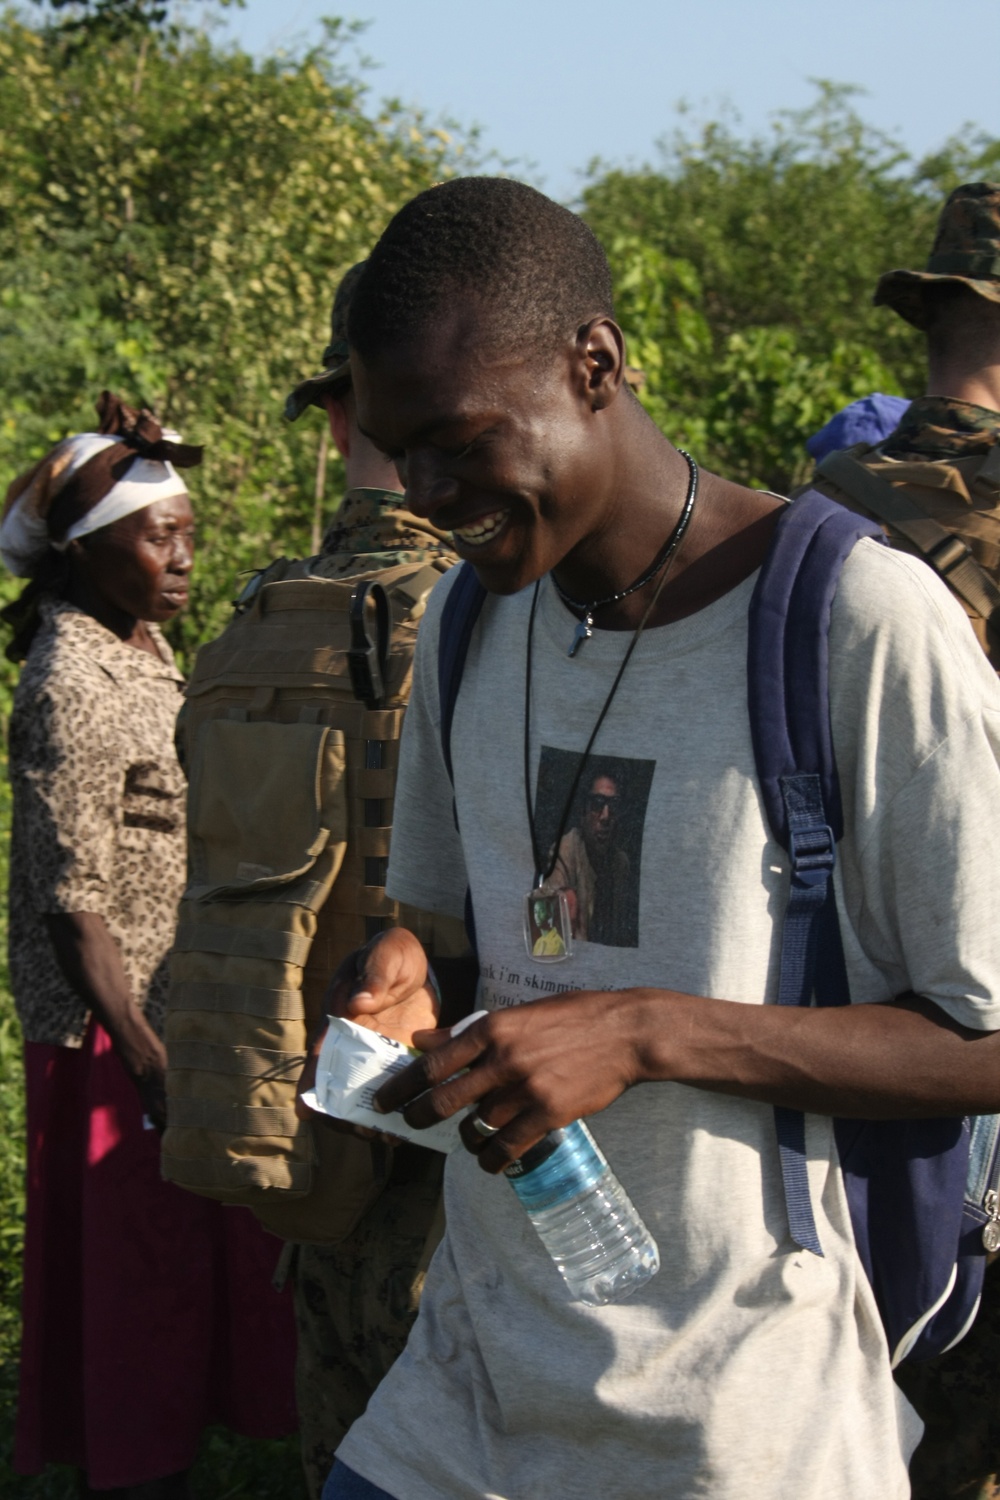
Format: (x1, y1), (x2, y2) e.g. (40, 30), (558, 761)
(115, 1010), (169, 1132)
(45, 910), (170, 1132)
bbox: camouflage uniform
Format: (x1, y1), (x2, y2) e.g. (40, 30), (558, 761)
(317, 486), (455, 576)
(293, 1146), (444, 1499)
(807, 183), (1000, 1500)
(291, 487), (457, 1500)
(882, 395), (1000, 460)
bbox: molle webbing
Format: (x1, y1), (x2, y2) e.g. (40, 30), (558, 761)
(172, 924), (314, 967)
(167, 1040), (306, 1078)
(167, 1098), (302, 1137)
(163, 555), (454, 1242)
(168, 980), (305, 1020)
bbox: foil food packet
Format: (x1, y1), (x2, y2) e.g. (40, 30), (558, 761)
(300, 1011), (487, 1154)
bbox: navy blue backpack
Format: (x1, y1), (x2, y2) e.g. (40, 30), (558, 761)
(437, 486), (999, 1367)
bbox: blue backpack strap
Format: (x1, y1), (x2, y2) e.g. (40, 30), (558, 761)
(748, 491), (885, 1255)
(747, 489), (885, 848)
(437, 562), (488, 786)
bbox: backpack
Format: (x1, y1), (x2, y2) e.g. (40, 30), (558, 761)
(815, 444), (1000, 656)
(435, 490), (998, 1367)
(161, 551), (459, 1244)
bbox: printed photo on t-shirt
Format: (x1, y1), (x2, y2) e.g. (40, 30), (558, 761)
(534, 747), (655, 949)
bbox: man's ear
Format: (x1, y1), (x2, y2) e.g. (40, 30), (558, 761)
(322, 391), (352, 459)
(575, 317), (626, 411)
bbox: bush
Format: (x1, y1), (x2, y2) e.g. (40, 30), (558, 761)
(581, 83), (1000, 490)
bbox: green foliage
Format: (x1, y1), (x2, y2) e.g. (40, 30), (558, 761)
(584, 83), (1000, 489)
(30, 0), (172, 44)
(0, 8), (468, 668)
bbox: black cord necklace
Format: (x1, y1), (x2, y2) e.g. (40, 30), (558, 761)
(553, 448), (699, 657)
(521, 455), (700, 957)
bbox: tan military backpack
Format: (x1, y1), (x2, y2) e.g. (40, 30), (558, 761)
(161, 552), (463, 1243)
(815, 443), (1000, 666)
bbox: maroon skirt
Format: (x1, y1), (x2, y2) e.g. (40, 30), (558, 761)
(16, 1021), (297, 1489)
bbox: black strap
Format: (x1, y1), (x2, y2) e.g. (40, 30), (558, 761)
(348, 580), (390, 709)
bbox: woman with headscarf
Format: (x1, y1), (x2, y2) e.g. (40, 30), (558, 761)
(1, 394), (296, 1499)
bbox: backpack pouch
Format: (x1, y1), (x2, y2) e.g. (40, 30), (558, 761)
(165, 559), (457, 1243)
(163, 718), (386, 1242)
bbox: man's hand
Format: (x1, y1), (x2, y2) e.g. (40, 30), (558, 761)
(373, 988), (650, 1172)
(295, 928), (441, 1124)
(370, 978), (1000, 1173)
(330, 927), (441, 1045)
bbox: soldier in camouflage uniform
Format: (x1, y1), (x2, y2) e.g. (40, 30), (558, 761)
(807, 182), (1000, 1500)
(284, 265), (458, 1499)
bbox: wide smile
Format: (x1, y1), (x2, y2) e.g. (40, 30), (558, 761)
(450, 509), (510, 549)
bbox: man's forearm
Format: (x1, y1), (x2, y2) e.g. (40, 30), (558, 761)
(633, 987), (1000, 1118)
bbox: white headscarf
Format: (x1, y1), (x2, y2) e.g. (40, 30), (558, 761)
(0, 417), (192, 577)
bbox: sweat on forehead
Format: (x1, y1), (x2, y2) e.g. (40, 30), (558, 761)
(348, 177), (615, 361)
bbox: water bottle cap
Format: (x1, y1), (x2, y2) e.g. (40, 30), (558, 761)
(503, 1129), (566, 1178)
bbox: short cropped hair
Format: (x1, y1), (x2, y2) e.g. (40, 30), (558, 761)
(348, 177), (615, 360)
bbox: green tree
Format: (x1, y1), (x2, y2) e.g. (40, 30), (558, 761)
(0, 10), (470, 665)
(583, 84), (1000, 489)
(29, 0), (172, 43)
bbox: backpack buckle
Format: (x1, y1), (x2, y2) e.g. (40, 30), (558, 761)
(927, 533), (972, 577)
(349, 581), (390, 709)
(788, 823), (836, 886)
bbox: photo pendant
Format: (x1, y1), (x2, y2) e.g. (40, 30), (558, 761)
(523, 887), (573, 963)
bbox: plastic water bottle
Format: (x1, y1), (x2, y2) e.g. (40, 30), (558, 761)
(504, 1120), (660, 1305)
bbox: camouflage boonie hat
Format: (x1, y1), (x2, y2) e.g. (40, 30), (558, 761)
(874, 182), (1000, 330)
(285, 261), (366, 422)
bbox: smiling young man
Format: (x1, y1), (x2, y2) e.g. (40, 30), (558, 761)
(308, 177), (1000, 1500)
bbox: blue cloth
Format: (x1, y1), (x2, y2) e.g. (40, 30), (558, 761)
(322, 1462), (398, 1500)
(805, 393), (910, 461)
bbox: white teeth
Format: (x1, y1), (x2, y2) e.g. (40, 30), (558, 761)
(452, 511), (506, 545)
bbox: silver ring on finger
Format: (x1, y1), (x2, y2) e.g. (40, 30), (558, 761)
(469, 1111), (500, 1139)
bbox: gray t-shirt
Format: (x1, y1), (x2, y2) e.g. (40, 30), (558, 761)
(338, 539), (1000, 1500)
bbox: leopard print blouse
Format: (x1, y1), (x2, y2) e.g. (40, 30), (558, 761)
(8, 599), (187, 1047)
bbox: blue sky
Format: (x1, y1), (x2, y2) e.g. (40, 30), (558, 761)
(217, 0), (1000, 201)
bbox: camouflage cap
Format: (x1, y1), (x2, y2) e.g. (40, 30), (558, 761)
(285, 261), (367, 422)
(874, 182), (1000, 330)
